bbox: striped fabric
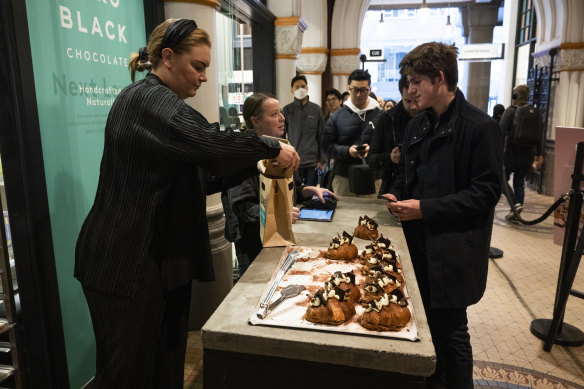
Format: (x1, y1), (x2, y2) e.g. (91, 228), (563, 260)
(75, 73), (280, 297)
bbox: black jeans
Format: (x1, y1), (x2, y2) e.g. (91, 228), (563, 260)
(426, 307), (473, 388)
(505, 144), (535, 206)
(404, 226), (474, 388)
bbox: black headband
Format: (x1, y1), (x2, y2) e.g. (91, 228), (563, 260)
(161, 19), (198, 52)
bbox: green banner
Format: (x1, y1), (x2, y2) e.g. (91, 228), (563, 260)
(25, 1), (145, 386)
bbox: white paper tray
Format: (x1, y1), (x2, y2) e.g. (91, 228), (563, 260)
(249, 246), (419, 341)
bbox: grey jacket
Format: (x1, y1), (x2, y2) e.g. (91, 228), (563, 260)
(282, 99), (325, 167)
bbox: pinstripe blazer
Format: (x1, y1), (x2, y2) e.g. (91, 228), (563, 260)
(75, 73), (280, 297)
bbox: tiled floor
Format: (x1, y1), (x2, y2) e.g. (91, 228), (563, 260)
(184, 186), (584, 388)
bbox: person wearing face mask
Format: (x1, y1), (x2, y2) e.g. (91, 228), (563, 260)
(366, 77), (420, 198)
(321, 69), (383, 196)
(222, 93), (338, 276)
(282, 75), (326, 187)
(74, 20), (300, 388)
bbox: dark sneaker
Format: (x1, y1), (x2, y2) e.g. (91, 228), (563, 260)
(505, 211), (518, 223)
(505, 203), (523, 224)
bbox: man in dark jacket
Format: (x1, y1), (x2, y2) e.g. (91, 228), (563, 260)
(282, 75), (326, 187)
(366, 76), (420, 197)
(499, 84), (542, 222)
(321, 69), (382, 195)
(384, 42), (503, 388)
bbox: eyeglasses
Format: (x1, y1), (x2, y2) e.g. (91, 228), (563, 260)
(349, 87), (370, 96)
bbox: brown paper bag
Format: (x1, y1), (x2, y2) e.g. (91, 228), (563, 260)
(258, 136), (294, 179)
(259, 174), (296, 247)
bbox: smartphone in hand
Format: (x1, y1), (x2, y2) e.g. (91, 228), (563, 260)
(381, 194), (396, 203)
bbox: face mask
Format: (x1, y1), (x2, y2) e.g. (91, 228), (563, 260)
(294, 88), (308, 100)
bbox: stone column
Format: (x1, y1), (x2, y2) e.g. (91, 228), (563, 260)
(164, 0), (233, 330)
(553, 43), (584, 129)
(462, 1), (501, 112)
(275, 17), (307, 104)
(297, 48), (328, 103)
(330, 48), (361, 94)
(297, 0), (327, 105)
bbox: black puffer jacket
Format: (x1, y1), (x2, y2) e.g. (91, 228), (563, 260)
(321, 100), (382, 177)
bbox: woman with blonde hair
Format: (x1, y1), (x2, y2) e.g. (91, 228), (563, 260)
(222, 93), (337, 276)
(75, 19), (299, 387)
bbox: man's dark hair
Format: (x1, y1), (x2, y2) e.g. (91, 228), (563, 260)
(398, 77), (410, 95)
(493, 104), (505, 117)
(399, 42), (459, 91)
(291, 75), (308, 88)
(325, 88), (342, 100)
(347, 69), (371, 85)
(341, 91), (350, 101)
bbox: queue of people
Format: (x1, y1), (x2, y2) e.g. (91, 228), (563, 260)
(74, 17), (540, 389)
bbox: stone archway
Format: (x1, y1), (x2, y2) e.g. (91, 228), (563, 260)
(329, 0), (370, 91)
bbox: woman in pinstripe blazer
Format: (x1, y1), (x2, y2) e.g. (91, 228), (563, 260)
(75, 19), (299, 388)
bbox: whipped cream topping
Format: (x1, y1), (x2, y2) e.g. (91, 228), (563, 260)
(308, 287), (352, 307)
(364, 290), (408, 312)
(310, 290), (327, 307)
(326, 286), (348, 301)
(329, 237), (341, 249)
(391, 289), (408, 307)
(358, 215), (378, 231)
(364, 283), (380, 293)
(376, 235), (391, 248)
(329, 231), (354, 249)
(361, 244), (378, 256)
(364, 293), (390, 313)
(377, 275), (391, 287)
(335, 271), (356, 285)
(368, 268), (383, 278)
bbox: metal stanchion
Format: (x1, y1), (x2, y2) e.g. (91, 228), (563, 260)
(530, 142), (584, 350)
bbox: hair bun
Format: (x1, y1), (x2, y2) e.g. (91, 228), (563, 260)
(138, 46), (149, 62)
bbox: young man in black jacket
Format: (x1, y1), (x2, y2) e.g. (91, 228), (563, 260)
(384, 42), (503, 388)
(366, 76), (420, 197)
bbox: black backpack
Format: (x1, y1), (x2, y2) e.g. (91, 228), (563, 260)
(509, 104), (541, 146)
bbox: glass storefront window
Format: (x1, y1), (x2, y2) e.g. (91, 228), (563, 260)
(515, 43), (531, 87)
(216, 12), (253, 131)
(361, 7), (467, 102)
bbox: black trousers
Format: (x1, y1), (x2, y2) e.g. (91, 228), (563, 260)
(83, 254), (191, 389)
(405, 226), (474, 389)
(295, 166), (318, 187)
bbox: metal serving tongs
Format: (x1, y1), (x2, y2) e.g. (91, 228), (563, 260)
(257, 250), (300, 319)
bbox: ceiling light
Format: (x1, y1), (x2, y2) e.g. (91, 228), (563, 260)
(418, 0), (430, 24)
(444, 15), (455, 40)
